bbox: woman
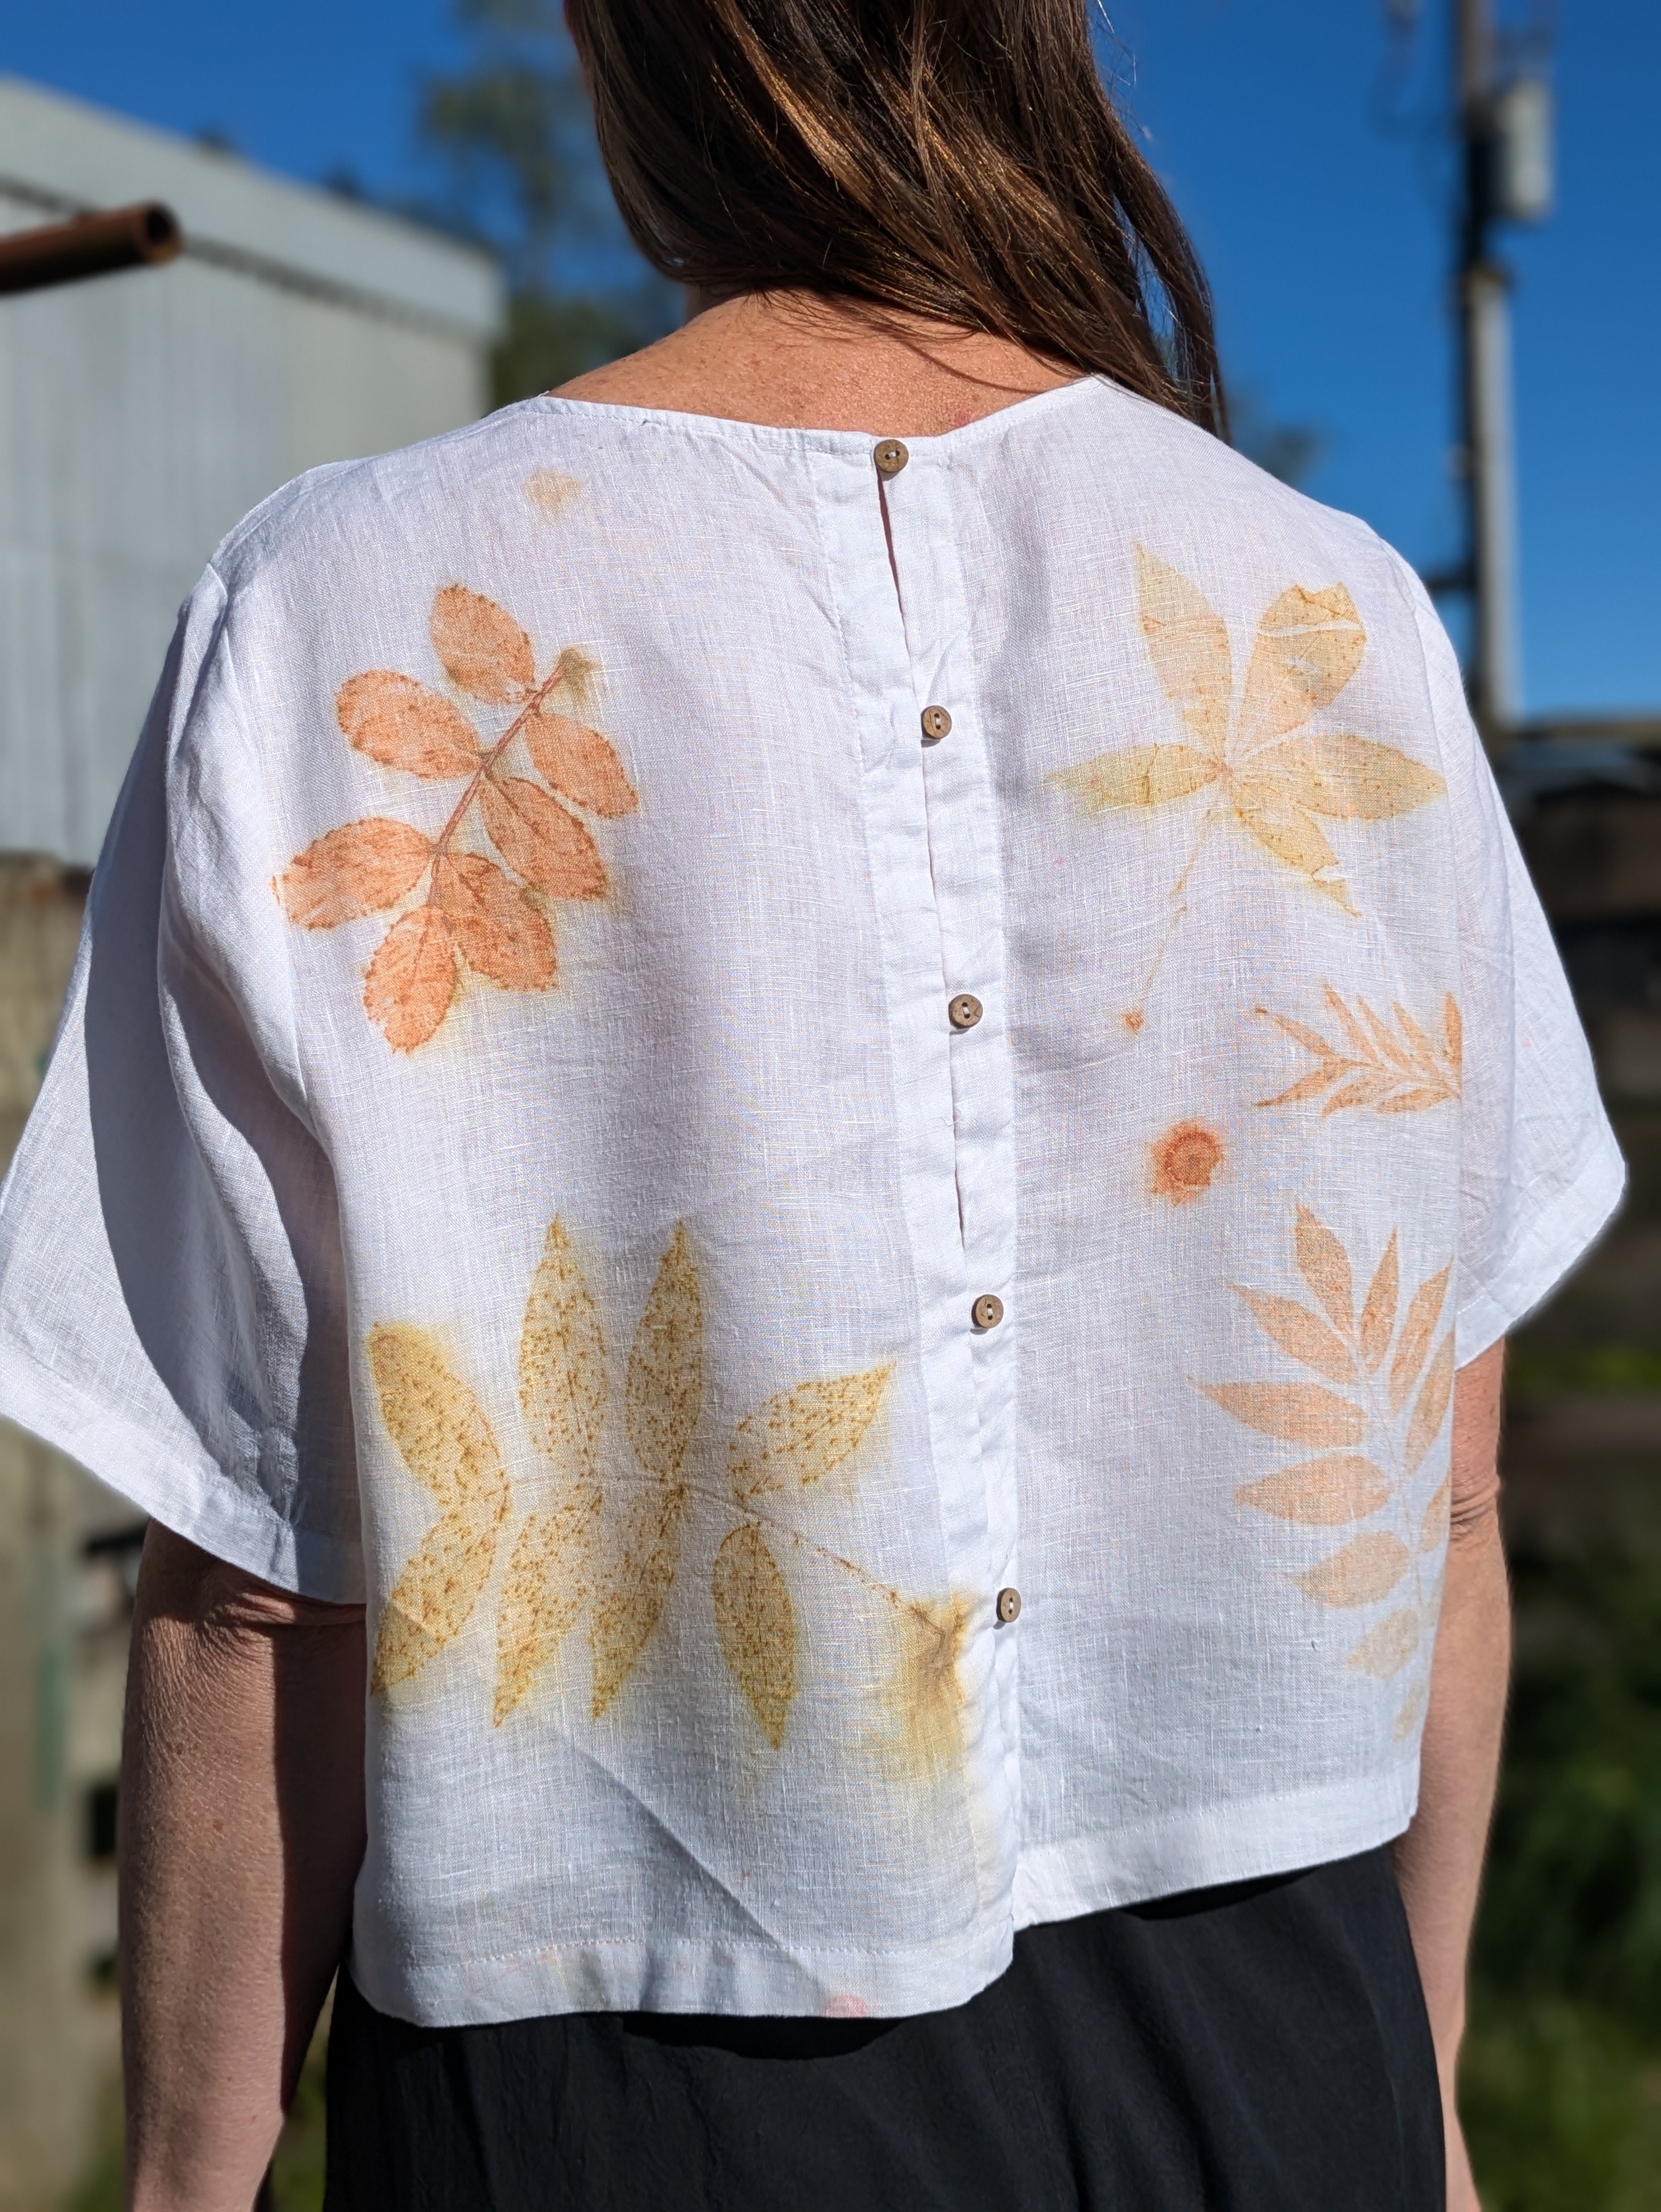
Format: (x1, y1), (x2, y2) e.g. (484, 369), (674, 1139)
(0, 3), (1619, 2207)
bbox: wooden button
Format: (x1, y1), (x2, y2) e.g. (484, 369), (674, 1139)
(948, 994), (984, 1031)
(971, 1293), (1004, 1331)
(873, 438), (909, 477)
(996, 1587), (1022, 1625)
(920, 704), (952, 742)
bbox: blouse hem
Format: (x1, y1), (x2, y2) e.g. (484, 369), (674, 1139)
(348, 1770), (1418, 2030)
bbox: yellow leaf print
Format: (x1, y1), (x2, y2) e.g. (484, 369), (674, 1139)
(879, 1593), (972, 1786)
(591, 1479), (688, 1721)
(494, 1490), (596, 1725)
(711, 1522), (797, 1749)
(727, 1366), (894, 1501)
(492, 1219), (607, 1723)
(1051, 554), (1447, 1025)
(367, 1324), (511, 1694)
(1133, 548), (1233, 750)
(520, 1219), (608, 1482)
(592, 1225), (703, 1718)
(1239, 584), (1367, 743)
(624, 1223), (703, 1484)
(1207, 1207), (1455, 1732)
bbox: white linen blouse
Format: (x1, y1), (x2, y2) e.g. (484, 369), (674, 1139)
(0, 376), (1620, 2026)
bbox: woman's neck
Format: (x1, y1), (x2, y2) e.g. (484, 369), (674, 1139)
(553, 289), (1081, 437)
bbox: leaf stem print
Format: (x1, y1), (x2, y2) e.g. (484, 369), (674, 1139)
(1256, 985), (1462, 1115)
(278, 586), (638, 1051)
(1050, 550), (1447, 1033)
(1202, 1206), (1455, 1741)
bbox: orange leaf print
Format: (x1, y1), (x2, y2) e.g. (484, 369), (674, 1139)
(363, 907), (457, 1052)
(1295, 1532), (1411, 1608)
(1418, 1477), (1451, 1553)
(727, 1367), (893, 1502)
(526, 710), (639, 818)
(1404, 1335), (1456, 1475)
(1239, 584), (1367, 746)
(479, 775), (608, 900)
(1389, 1265), (1451, 1416)
(1295, 1206), (1354, 1334)
(1203, 1382), (1363, 1448)
(1134, 547), (1232, 752)
(277, 818), (432, 928)
(1255, 990), (1461, 1118)
(1394, 1679), (1428, 1743)
(1236, 1454), (1391, 1524)
(712, 1522), (797, 1748)
(1347, 1608), (1420, 1680)
(336, 671), (481, 779)
(1358, 1234), (1399, 1373)
(431, 584), (534, 704)
(1443, 993), (1462, 1079)
(433, 853), (555, 990)
(1231, 1290), (1354, 1385)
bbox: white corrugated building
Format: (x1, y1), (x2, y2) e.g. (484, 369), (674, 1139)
(0, 76), (501, 2209)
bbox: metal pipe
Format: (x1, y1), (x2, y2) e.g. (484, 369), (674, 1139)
(0, 203), (182, 298)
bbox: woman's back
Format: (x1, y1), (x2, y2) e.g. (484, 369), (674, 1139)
(0, 360), (1609, 2024)
(0, 2), (1621, 2202)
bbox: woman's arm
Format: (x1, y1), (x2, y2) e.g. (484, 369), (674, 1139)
(1392, 1337), (1508, 2212)
(119, 1523), (366, 2212)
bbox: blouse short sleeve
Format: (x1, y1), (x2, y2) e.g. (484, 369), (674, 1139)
(1406, 573), (1627, 1360)
(0, 568), (360, 1599)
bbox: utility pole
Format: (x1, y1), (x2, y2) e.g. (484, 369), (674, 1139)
(1445, 0), (1553, 749)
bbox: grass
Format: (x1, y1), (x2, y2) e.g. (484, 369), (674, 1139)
(1463, 1550), (1661, 2208)
(1506, 1344), (1661, 1395)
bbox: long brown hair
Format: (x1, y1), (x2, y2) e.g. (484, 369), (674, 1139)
(565, 0), (1224, 433)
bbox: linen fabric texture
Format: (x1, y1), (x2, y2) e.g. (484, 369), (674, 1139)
(0, 377), (1621, 2027)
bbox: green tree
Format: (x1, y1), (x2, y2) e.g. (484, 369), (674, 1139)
(418, 0), (675, 405)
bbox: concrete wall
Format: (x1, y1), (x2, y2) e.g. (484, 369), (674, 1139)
(0, 75), (503, 869)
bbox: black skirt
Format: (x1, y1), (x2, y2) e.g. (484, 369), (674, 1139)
(324, 1847), (1443, 2211)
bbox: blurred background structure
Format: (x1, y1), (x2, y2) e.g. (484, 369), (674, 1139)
(0, 74), (500, 2212)
(0, 1), (1656, 2205)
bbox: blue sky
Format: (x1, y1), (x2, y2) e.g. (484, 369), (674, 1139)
(5, 0), (1656, 715)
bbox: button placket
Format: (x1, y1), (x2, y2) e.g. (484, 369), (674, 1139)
(880, 447), (1022, 1789)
